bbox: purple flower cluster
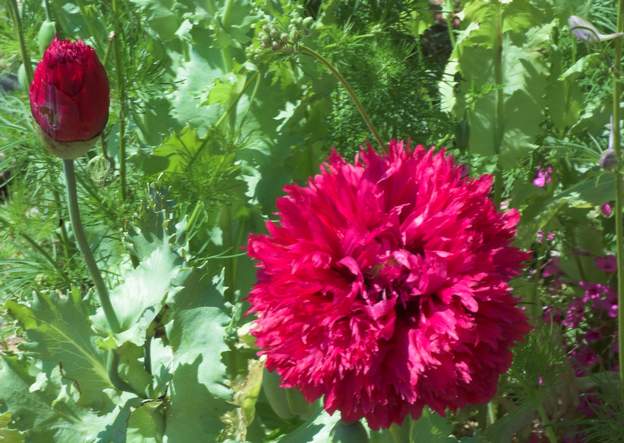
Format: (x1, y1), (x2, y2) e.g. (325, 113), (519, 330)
(533, 166), (553, 188)
(542, 254), (619, 377)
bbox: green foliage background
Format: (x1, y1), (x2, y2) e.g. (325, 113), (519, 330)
(0, 0), (623, 441)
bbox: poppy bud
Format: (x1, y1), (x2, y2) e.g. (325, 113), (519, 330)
(29, 38), (109, 159)
(568, 15), (624, 42)
(600, 149), (617, 171)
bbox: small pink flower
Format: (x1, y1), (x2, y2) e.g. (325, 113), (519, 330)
(579, 281), (608, 303)
(601, 202), (613, 217)
(536, 231), (555, 243)
(532, 166), (553, 188)
(563, 300), (584, 328)
(543, 306), (563, 323)
(585, 329), (601, 343)
(595, 255), (617, 273)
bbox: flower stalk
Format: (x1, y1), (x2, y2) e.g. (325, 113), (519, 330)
(112, 0), (127, 201)
(63, 159), (120, 333)
(7, 0), (33, 84)
(298, 45), (384, 151)
(614, 0), (624, 396)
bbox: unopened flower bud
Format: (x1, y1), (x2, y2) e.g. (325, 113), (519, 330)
(600, 149), (617, 171)
(568, 15), (624, 42)
(29, 38), (109, 159)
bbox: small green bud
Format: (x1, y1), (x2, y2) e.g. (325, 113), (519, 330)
(271, 41), (282, 51)
(37, 20), (57, 54)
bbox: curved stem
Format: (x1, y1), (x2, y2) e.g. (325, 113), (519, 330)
(112, 0), (127, 202)
(107, 349), (146, 397)
(62, 160), (120, 332)
(7, 0), (33, 85)
(299, 45), (384, 151)
(614, 0), (624, 397)
(0, 216), (71, 285)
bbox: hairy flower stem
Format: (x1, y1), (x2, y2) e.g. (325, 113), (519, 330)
(112, 0), (127, 202)
(7, 0), (33, 85)
(299, 45), (384, 151)
(493, 4), (505, 207)
(62, 160), (120, 333)
(614, 0), (624, 396)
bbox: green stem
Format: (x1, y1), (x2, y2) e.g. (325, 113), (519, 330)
(614, 0), (624, 397)
(112, 0), (127, 202)
(0, 216), (71, 285)
(299, 45), (384, 151)
(100, 32), (116, 169)
(62, 160), (120, 332)
(43, 0), (52, 21)
(7, 0), (33, 85)
(220, 0), (238, 136)
(107, 349), (145, 396)
(53, 190), (71, 258)
(537, 404), (557, 443)
(493, 4), (505, 207)
(444, 0), (456, 48)
(388, 424), (405, 443)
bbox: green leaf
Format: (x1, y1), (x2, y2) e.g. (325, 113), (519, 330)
(164, 361), (231, 442)
(126, 402), (165, 443)
(559, 53), (601, 82)
(167, 307), (231, 399)
(93, 241), (182, 346)
(170, 50), (224, 132)
(452, 3), (554, 167)
(409, 410), (458, 443)
(116, 343), (152, 397)
(0, 356), (56, 438)
(559, 172), (614, 205)
(0, 412), (24, 443)
(6, 295), (112, 410)
(482, 404), (535, 443)
(0, 357), (137, 443)
(279, 410), (341, 443)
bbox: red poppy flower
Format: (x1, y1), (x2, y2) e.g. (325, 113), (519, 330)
(248, 141), (530, 429)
